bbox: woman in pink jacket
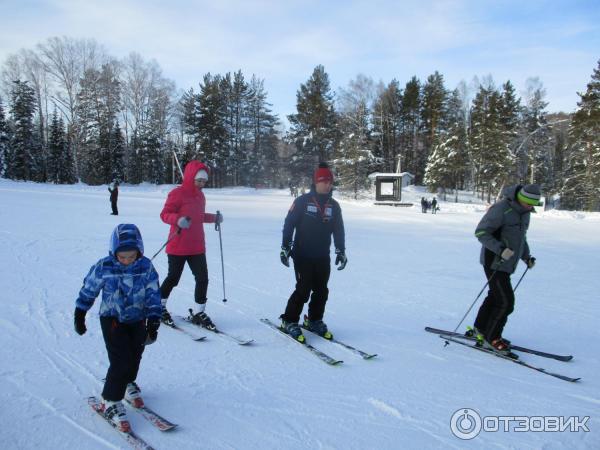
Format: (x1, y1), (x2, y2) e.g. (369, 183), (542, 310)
(159, 160), (222, 330)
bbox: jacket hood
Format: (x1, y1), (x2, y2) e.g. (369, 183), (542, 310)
(182, 160), (210, 193)
(109, 223), (144, 256)
(501, 184), (531, 213)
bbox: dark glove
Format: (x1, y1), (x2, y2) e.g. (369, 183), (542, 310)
(145, 318), (160, 345)
(215, 211), (223, 224)
(525, 256), (536, 269)
(280, 246), (290, 267)
(74, 307), (87, 335)
(335, 249), (348, 270)
(177, 216), (192, 229)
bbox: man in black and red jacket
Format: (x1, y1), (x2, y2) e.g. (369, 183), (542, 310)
(279, 163), (347, 343)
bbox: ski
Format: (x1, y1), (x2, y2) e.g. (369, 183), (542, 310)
(180, 314), (253, 345)
(162, 319), (207, 342)
(124, 400), (178, 432)
(301, 325), (377, 360)
(261, 318), (343, 366)
(440, 336), (580, 383)
(425, 326), (573, 361)
(88, 396), (155, 450)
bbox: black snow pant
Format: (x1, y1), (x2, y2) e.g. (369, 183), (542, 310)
(110, 200), (118, 215)
(474, 266), (515, 342)
(282, 257), (331, 324)
(159, 254), (208, 304)
(100, 317), (146, 401)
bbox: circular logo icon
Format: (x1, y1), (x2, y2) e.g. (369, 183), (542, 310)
(450, 408), (482, 440)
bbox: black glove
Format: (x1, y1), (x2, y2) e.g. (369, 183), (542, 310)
(215, 211), (223, 224)
(525, 256), (536, 269)
(280, 246), (290, 267)
(335, 249), (348, 270)
(145, 318), (160, 345)
(74, 307), (87, 335)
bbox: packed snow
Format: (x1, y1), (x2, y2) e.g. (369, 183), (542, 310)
(0, 179), (598, 449)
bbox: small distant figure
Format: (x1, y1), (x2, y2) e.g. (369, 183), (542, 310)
(421, 197), (427, 213)
(108, 181), (119, 215)
(431, 197), (438, 214)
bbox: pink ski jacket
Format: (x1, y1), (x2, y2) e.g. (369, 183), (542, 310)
(160, 160), (216, 255)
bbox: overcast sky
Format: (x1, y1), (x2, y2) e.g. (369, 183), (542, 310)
(1, 0), (599, 126)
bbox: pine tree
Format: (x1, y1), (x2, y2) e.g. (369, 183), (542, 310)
(197, 73), (228, 186)
(287, 65), (338, 186)
(399, 77), (421, 179)
(419, 71), (448, 183)
(246, 75), (280, 187)
(47, 109), (63, 183)
(470, 84), (514, 201)
(110, 120), (125, 183)
(77, 63), (121, 184)
(8, 80), (37, 180)
(562, 59), (600, 211)
(0, 98), (10, 177)
(424, 89), (468, 200)
(499, 81), (522, 181)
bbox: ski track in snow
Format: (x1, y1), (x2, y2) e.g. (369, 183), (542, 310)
(0, 181), (598, 449)
(367, 398), (460, 449)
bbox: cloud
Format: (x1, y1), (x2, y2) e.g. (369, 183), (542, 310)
(0, 0), (598, 116)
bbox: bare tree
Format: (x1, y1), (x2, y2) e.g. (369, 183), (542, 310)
(36, 36), (107, 177)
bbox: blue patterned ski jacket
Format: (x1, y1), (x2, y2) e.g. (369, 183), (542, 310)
(75, 224), (162, 323)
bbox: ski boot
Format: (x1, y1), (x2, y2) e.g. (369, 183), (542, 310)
(161, 308), (175, 327)
(483, 338), (519, 359)
(465, 326), (484, 347)
(280, 319), (305, 343)
(102, 399), (130, 432)
(124, 382), (144, 408)
(189, 308), (216, 331)
(303, 315), (333, 340)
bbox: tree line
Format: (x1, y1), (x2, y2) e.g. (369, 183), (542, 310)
(1, 36), (598, 211)
(0, 36), (284, 188)
(286, 62), (599, 211)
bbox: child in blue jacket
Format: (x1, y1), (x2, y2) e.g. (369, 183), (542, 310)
(74, 224), (161, 432)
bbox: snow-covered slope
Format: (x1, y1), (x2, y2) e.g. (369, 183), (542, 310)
(0, 180), (598, 449)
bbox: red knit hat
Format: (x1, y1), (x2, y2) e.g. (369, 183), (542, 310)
(313, 163), (334, 183)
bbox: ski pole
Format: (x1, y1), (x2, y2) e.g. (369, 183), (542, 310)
(444, 270), (497, 346)
(150, 227), (181, 261)
(215, 211), (227, 303)
(513, 267), (529, 292)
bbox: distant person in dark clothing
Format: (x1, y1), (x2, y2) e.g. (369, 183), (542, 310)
(431, 197), (438, 214)
(421, 197), (427, 213)
(279, 163), (346, 343)
(108, 181), (119, 215)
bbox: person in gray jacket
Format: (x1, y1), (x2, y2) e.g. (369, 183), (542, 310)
(469, 184), (542, 356)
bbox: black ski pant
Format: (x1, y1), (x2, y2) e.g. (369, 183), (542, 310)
(100, 317), (146, 401)
(110, 200), (118, 215)
(282, 257), (331, 324)
(474, 266), (515, 342)
(160, 254), (208, 304)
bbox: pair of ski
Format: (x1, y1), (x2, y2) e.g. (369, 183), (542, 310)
(261, 318), (377, 365)
(425, 327), (580, 383)
(89, 396), (176, 450)
(163, 313), (254, 345)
